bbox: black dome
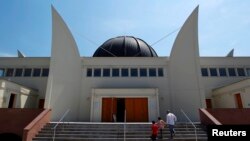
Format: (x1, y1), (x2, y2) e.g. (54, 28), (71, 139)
(93, 36), (158, 57)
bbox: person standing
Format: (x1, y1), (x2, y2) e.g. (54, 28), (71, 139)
(157, 117), (166, 139)
(150, 121), (158, 141)
(166, 110), (177, 138)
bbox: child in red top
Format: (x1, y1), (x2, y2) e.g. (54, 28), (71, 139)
(151, 121), (158, 141)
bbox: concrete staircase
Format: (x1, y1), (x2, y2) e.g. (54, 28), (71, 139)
(32, 122), (207, 141)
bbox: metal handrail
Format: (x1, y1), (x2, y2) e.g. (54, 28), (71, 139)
(124, 110), (126, 141)
(52, 109), (70, 141)
(180, 109), (197, 141)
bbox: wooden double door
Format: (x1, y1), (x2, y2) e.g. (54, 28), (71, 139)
(102, 98), (148, 122)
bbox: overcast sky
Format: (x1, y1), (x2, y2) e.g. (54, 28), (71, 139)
(0, 0), (249, 57)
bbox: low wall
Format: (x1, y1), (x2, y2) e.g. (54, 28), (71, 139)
(0, 108), (44, 137)
(199, 108), (221, 125)
(23, 109), (51, 141)
(200, 108), (250, 125)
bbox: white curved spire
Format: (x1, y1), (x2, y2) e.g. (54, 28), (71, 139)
(45, 5), (82, 121)
(226, 49), (234, 57)
(169, 6), (205, 121)
(17, 50), (25, 58)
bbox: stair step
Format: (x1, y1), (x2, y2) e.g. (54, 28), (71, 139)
(33, 137), (208, 141)
(33, 122), (207, 141)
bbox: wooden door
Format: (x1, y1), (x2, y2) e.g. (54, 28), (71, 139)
(125, 98), (148, 122)
(102, 98), (117, 122)
(8, 94), (16, 108)
(125, 98), (134, 122)
(235, 93), (243, 108)
(38, 99), (45, 109)
(205, 99), (212, 108)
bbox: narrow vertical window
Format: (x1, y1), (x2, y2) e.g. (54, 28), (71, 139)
(15, 68), (23, 77)
(121, 68), (129, 77)
(209, 68), (218, 76)
(149, 68), (156, 77)
(42, 68), (49, 77)
(219, 68), (227, 77)
(112, 68), (119, 77)
(24, 68), (32, 77)
(87, 68), (92, 77)
(158, 68), (164, 77)
(0, 68), (5, 77)
(237, 68), (245, 76)
(131, 68), (138, 77)
(94, 68), (101, 77)
(246, 68), (250, 76)
(6, 68), (14, 77)
(140, 68), (147, 77)
(103, 68), (110, 77)
(228, 68), (236, 76)
(33, 68), (41, 77)
(201, 68), (208, 76)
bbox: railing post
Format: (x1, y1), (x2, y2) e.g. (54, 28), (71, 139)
(124, 110), (126, 141)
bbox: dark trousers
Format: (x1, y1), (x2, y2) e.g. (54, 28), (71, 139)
(151, 134), (157, 141)
(159, 128), (163, 138)
(168, 125), (175, 137)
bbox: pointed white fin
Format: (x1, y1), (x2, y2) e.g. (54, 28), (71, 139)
(17, 50), (25, 58)
(169, 6), (205, 121)
(45, 5), (82, 121)
(226, 49), (234, 57)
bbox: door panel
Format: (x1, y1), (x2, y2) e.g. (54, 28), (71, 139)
(125, 98), (148, 122)
(102, 98), (117, 122)
(125, 98), (134, 122)
(235, 93), (243, 108)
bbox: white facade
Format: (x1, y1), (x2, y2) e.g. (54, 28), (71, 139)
(0, 6), (250, 122)
(212, 79), (250, 108)
(0, 79), (38, 108)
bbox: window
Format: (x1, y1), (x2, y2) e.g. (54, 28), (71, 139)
(130, 68), (138, 77)
(158, 68), (164, 77)
(24, 68), (32, 77)
(228, 68), (236, 76)
(15, 68), (23, 77)
(140, 68), (147, 77)
(246, 68), (250, 76)
(33, 68), (41, 77)
(209, 68), (218, 76)
(103, 68), (110, 77)
(87, 68), (92, 77)
(0, 68), (5, 77)
(237, 68), (245, 76)
(219, 68), (227, 77)
(6, 68), (14, 77)
(112, 68), (119, 77)
(149, 68), (156, 77)
(201, 68), (208, 76)
(42, 68), (49, 77)
(121, 68), (129, 77)
(94, 68), (101, 77)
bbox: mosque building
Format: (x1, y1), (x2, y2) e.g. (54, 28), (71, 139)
(0, 6), (250, 123)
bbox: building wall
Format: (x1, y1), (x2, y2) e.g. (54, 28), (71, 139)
(200, 57), (250, 100)
(79, 57), (170, 121)
(212, 79), (250, 108)
(0, 80), (38, 108)
(0, 57), (49, 101)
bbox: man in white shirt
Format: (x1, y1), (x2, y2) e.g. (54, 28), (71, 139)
(166, 110), (177, 138)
